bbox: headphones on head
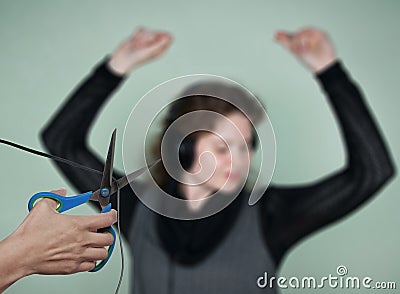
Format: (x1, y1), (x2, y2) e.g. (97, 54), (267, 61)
(164, 96), (258, 170)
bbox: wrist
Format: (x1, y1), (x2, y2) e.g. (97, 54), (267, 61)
(107, 58), (139, 76)
(0, 233), (32, 291)
(106, 59), (130, 76)
(312, 57), (338, 74)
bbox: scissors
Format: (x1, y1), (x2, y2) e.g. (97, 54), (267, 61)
(28, 128), (160, 272)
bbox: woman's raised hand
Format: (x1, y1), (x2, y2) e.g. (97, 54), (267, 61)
(108, 27), (173, 75)
(275, 27), (337, 73)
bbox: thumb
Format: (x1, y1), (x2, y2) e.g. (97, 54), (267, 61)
(274, 31), (293, 50)
(41, 188), (67, 210)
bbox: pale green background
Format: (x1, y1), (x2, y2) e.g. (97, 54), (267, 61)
(0, 0), (399, 293)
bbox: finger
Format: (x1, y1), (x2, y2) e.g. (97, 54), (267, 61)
(133, 27), (146, 37)
(144, 31), (171, 45)
(153, 41), (172, 57)
(37, 188), (67, 211)
(133, 33), (157, 50)
(150, 40), (171, 55)
(78, 261), (96, 272)
(155, 32), (172, 42)
(148, 33), (173, 53)
(82, 209), (118, 230)
(141, 29), (165, 44)
(36, 188), (66, 210)
(88, 231), (115, 247)
(158, 33), (173, 46)
(297, 29), (321, 49)
(132, 27), (147, 43)
(274, 31), (292, 49)
(142, 32), (157, 44)
(298, 27), (318, 38)
(51, 187), (67, 196)
(82, 247), (109, 261)
(292, 36), (307, 54)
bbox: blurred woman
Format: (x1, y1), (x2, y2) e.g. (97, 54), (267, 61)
(41, 27), (394, 293)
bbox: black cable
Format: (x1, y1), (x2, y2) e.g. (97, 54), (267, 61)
(114, 179), (124, 294)
(0, 139), (103, 176)
(1, 138), (124, 294)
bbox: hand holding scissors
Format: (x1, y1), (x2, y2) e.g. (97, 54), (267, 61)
(28, 129), (160, 272)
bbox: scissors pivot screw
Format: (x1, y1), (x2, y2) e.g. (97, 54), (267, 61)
(100, 188), (110, 198)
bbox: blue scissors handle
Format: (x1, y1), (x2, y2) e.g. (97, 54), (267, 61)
(91, 204), (116, 272)
(28, 191), (93, 212)
(28, 192), (116, 272)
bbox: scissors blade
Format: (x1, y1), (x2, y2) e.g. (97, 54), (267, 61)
(100, 129), (116, 190)
(109, 159), (161, 196)
(97, 129), (117, 208)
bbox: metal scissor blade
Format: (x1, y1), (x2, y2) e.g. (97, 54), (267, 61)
(109, 159), (161, 196)
(98, 129), (117, 208)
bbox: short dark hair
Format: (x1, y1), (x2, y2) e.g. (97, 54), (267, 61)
(149, 81), (266, 187)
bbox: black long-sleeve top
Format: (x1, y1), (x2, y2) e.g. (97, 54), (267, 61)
(41, 59), (395, 268)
